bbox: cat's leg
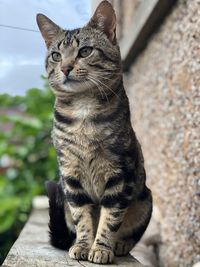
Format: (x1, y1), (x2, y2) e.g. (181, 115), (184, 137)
(88, 182), (152, 263)
(88, 173), (132, 264)
(88, 206), (127, 263)
(62, 176), (95, 261)
(114, 187), (152, 256)
(68, 204), (95, 260)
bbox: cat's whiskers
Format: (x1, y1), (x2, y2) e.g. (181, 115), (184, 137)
(93, 70), (122, 76)
(87, 76), (110, 103)
(88, 76), (109, 103)
(87, 76), (103, 98)
(92, 73), (114, 82)
(89, 74), (120, 100)
(93, 67), (122, 73)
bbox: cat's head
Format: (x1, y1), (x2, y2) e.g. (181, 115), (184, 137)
(36, 0), (122, 98)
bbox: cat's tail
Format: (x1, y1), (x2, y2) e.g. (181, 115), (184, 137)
(45, 181), (76, 250)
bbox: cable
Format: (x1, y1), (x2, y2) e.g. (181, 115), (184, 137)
(0, 24), (39, 33)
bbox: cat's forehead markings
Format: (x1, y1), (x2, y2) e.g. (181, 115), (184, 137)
(72, 38), (79, 48)
(64, 31), (72, 45)
(63, 29), (80, 47)
(57, 39), (64, 50)
(59, 39), (66, 50)
(58, 41), (78, 57)
(59, 42), (77, 58)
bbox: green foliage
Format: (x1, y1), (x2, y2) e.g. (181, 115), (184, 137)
(0, 77), (58, 263)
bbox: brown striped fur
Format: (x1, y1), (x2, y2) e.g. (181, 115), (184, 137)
(37, 1), (152, 264)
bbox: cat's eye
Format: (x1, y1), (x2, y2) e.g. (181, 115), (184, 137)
(78, 47), (93, 58)
(52, 52), (61, 62)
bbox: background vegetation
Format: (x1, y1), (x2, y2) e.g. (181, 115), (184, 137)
(0, 77), (57, 264)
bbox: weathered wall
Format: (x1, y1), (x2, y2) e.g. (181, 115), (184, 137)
(112, 0), (141, 39)
(112, 0), (200, 267)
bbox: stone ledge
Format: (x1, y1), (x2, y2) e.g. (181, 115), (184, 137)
(2, 208), (145, 267)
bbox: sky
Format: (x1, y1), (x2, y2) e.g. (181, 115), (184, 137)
(0, 0), (91, 95)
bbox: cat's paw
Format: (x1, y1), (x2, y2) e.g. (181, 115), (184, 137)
(114, 240), (133, 256)
(69, 244), (89, 260)
(88, 247), (114, 264)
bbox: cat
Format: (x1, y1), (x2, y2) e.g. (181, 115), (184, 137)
(36, 0), (152, 264)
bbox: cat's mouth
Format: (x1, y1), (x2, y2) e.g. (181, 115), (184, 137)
(63, 76), (82, 84)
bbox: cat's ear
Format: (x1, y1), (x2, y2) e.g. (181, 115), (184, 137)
(36, 14), (62, 48)
(88, 0), (116, 44)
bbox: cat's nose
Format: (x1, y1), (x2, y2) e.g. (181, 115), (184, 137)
(61, 65), (73, 76)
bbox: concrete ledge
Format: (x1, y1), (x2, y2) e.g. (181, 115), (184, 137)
(2, 208), (144, 267)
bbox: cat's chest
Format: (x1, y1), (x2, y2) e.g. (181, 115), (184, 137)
(52, 121), (98, 152)
(68, 98), (99, 120)
(52, 105), (117, 201)
(82, 172), (105, 203)
(55, 130), (114, 201)
(72, 101), (93, 119)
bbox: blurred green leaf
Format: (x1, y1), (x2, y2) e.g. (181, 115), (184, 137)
(0, 197), (21, 214)
(0, 211), (17, 233)
(0, 77), (57, 263)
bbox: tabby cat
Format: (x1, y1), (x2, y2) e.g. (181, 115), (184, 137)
(36, 0), (152, 264)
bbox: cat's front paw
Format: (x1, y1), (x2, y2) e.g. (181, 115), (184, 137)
(69, 244), (89, 260)
(88, 247), (114, 264)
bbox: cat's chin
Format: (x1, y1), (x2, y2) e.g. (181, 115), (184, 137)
(63, 77), (81, 84)
(61, 83), (79, 92)
(50, 79), (94, 95)
(54, 80), (89, 94)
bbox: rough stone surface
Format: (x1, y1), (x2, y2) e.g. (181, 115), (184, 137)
(113, 0), (142, 40)
(118, 0), (200, 266)
(2, 209), (144, 267)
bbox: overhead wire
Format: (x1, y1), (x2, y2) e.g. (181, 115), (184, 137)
(0, 24), (39, 33)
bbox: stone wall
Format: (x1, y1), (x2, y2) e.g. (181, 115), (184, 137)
(112, 0), (200, 266)
(112, 0), (142, 39)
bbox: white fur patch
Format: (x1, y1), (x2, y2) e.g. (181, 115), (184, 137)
(73, 100), (94, 119)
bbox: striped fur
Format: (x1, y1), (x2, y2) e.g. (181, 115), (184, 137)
(37, 0), (152, 264)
